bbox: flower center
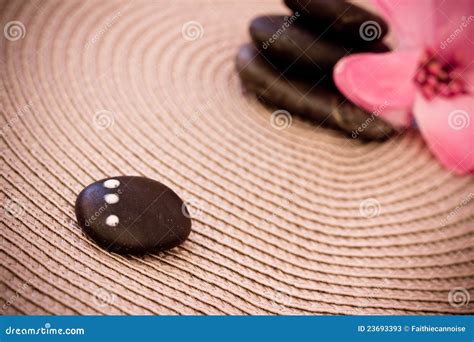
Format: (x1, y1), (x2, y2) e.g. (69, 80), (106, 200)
(414, 49), (467, 100)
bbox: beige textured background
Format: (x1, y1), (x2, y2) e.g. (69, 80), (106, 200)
(1, 0), (473, 314)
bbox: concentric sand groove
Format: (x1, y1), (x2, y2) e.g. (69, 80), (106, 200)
(1, 0), (473, 314)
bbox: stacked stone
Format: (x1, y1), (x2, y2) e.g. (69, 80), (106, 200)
(236, 0), (395, 140)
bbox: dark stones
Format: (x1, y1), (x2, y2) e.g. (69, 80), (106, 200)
(236, 44), (394, 140)
(236, 0), (395, 140)
(250, 15), (389, 72)
(284, 0), (388, 45)
(75, 176), (191, 254)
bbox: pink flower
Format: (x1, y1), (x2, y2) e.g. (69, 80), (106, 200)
(334, 0), (473, 174)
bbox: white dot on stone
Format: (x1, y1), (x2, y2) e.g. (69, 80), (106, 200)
(104, 193), (119, 204)
(103, 179), (120, 189)
(105, 215), (119, 227)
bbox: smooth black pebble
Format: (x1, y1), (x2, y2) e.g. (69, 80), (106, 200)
(236, 44), (394, 140)
(284, 0), (388, 45)
(75, 176), (191, 254)
(250, 15), (389, 72)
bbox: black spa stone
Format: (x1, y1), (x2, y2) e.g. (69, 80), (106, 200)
(235, 44), (394, 140)
(284, 0), (389, 45)
(75, 176), (191, 254)
(250, 15), (389, 72)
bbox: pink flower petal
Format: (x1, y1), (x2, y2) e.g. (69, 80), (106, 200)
(464, 68), (474, 94)
(435, 0), (474, 64)
(372, 0), (435, 49)
(333, 51), (420, 127)
(414, 94), (474, 174)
